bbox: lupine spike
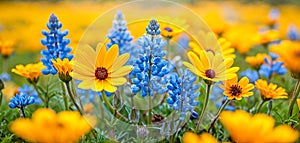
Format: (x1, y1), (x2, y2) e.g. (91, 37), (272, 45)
(40, 14), (73, 75)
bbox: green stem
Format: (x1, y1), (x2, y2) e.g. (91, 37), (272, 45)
(20, 107), (26, 118)
(195, 83), (211, 133)
(61, 82), (69, 110)
(101, 91), (129, 122)
(288, 80), (300, 116)
(32, 83), (46, 107)
(267, 100), (272, 116)
(3, 58), (8, 73)
(65, 82), (83, 115)
(148, 95), (152, 124)
(0, 91), (3, 107)
(256, 99), (267, 113)
(207, 99), (231, 132)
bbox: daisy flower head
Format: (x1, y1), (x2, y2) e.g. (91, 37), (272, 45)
(245, 53), (270, 70)
(183, 132), (218, 143)
(10, 108), (95, 143)
(183, 50), (239, 84)
(271, 40), (300, 79)
(0, 40), (14, 58)
(220, 110), (298, 143)
(11, 62), (45, 84)
(255, 79), (288, 100)
(73, 43), (132, 93)
(219, 76), (254, 100)
(52, 58), (73, 83)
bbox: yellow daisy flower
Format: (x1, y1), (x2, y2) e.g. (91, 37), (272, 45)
(271, 40), (300, 78)
(73, 43), (132, 92)
(255, 79), (288, 100)
(183, 50), (239, 83)
(219, 76), (254, 100)
(220, 110), (299, 143)
(183, 132), (218, 143)
(11, 62), (45, 84)
(223, 24), (257, 54)
(160, 23), (183, 39)
(52, 58), (73, 82)
(10, 108), (96, 143)
(253, 29), (280, 45)
(0, 40), (14, 58)
(245, 53), (269, 70)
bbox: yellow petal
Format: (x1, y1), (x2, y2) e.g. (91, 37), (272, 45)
(187, 51), (205, 72)
(95, 80), (104, 91)
(104, 44), (119, 69)
(110, 53), (130, 73)
(109, 77), (127, 86)
(96, 43), (106, 67)
(103, 80), (117, 92)
(78, 79), (96, 90)
(110, 65), (133, 78)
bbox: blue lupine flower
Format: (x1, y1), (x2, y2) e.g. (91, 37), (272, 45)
(0, 72), (10, 81)
(130, 19), (169, 97)
(166, 70), (200, 120)
(287, 24), (300, 41)
(210, 82), (235, 111)
(40, 14), (73, 75)
(9, 92), (34, 109)
(18, 84), (41, 104)
(106, 11), (138, 65)
(259, 53), (287, 79)
(240, 69), (259, 83)
(269, 8), (280, 22)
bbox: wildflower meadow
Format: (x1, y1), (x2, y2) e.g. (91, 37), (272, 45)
(1, 0), (300, 143)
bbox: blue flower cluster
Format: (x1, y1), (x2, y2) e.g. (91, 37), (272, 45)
(240, 68), (259, 83)
(106, 11), (138, 65)
(131, 19), (169, 97)
(9, 92), (34, 109)
(0, 72), (10, 81)
(287, 24), (300, 41)
(18, 84), (41, 104)
(166, 70), (200, 120)
(40, 14), (73, 75)
(259, 53), (287, 79)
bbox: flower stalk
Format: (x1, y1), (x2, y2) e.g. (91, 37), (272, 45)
(256, 99), (267, 113)
(195, 83), (212, 133)
(101, 91), (129, 122)
(65, 81), (83, 115)
(207, 99), (231, 132)
(61, 82), (69, 110)
(288, 80), (300, 116)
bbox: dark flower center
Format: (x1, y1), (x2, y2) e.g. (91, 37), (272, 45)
(296, 51), (300, 57)
(95, 67), (108, 80)
(164, 27), (173, 32)
(206, 49), (215, 55)
(205, 69), (216, 78)
(230, 85), (242, 97)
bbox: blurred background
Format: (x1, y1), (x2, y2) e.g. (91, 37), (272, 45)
(0, 0), (300, 84)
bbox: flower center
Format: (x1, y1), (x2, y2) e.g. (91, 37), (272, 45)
(205, 69), (216, 78)
(230, 85), (242, 97)
(296, 51), (300, 57)
(95, 67), (108, 80)
(164, 27), (173, 32)
(206, 49), (215, 55)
